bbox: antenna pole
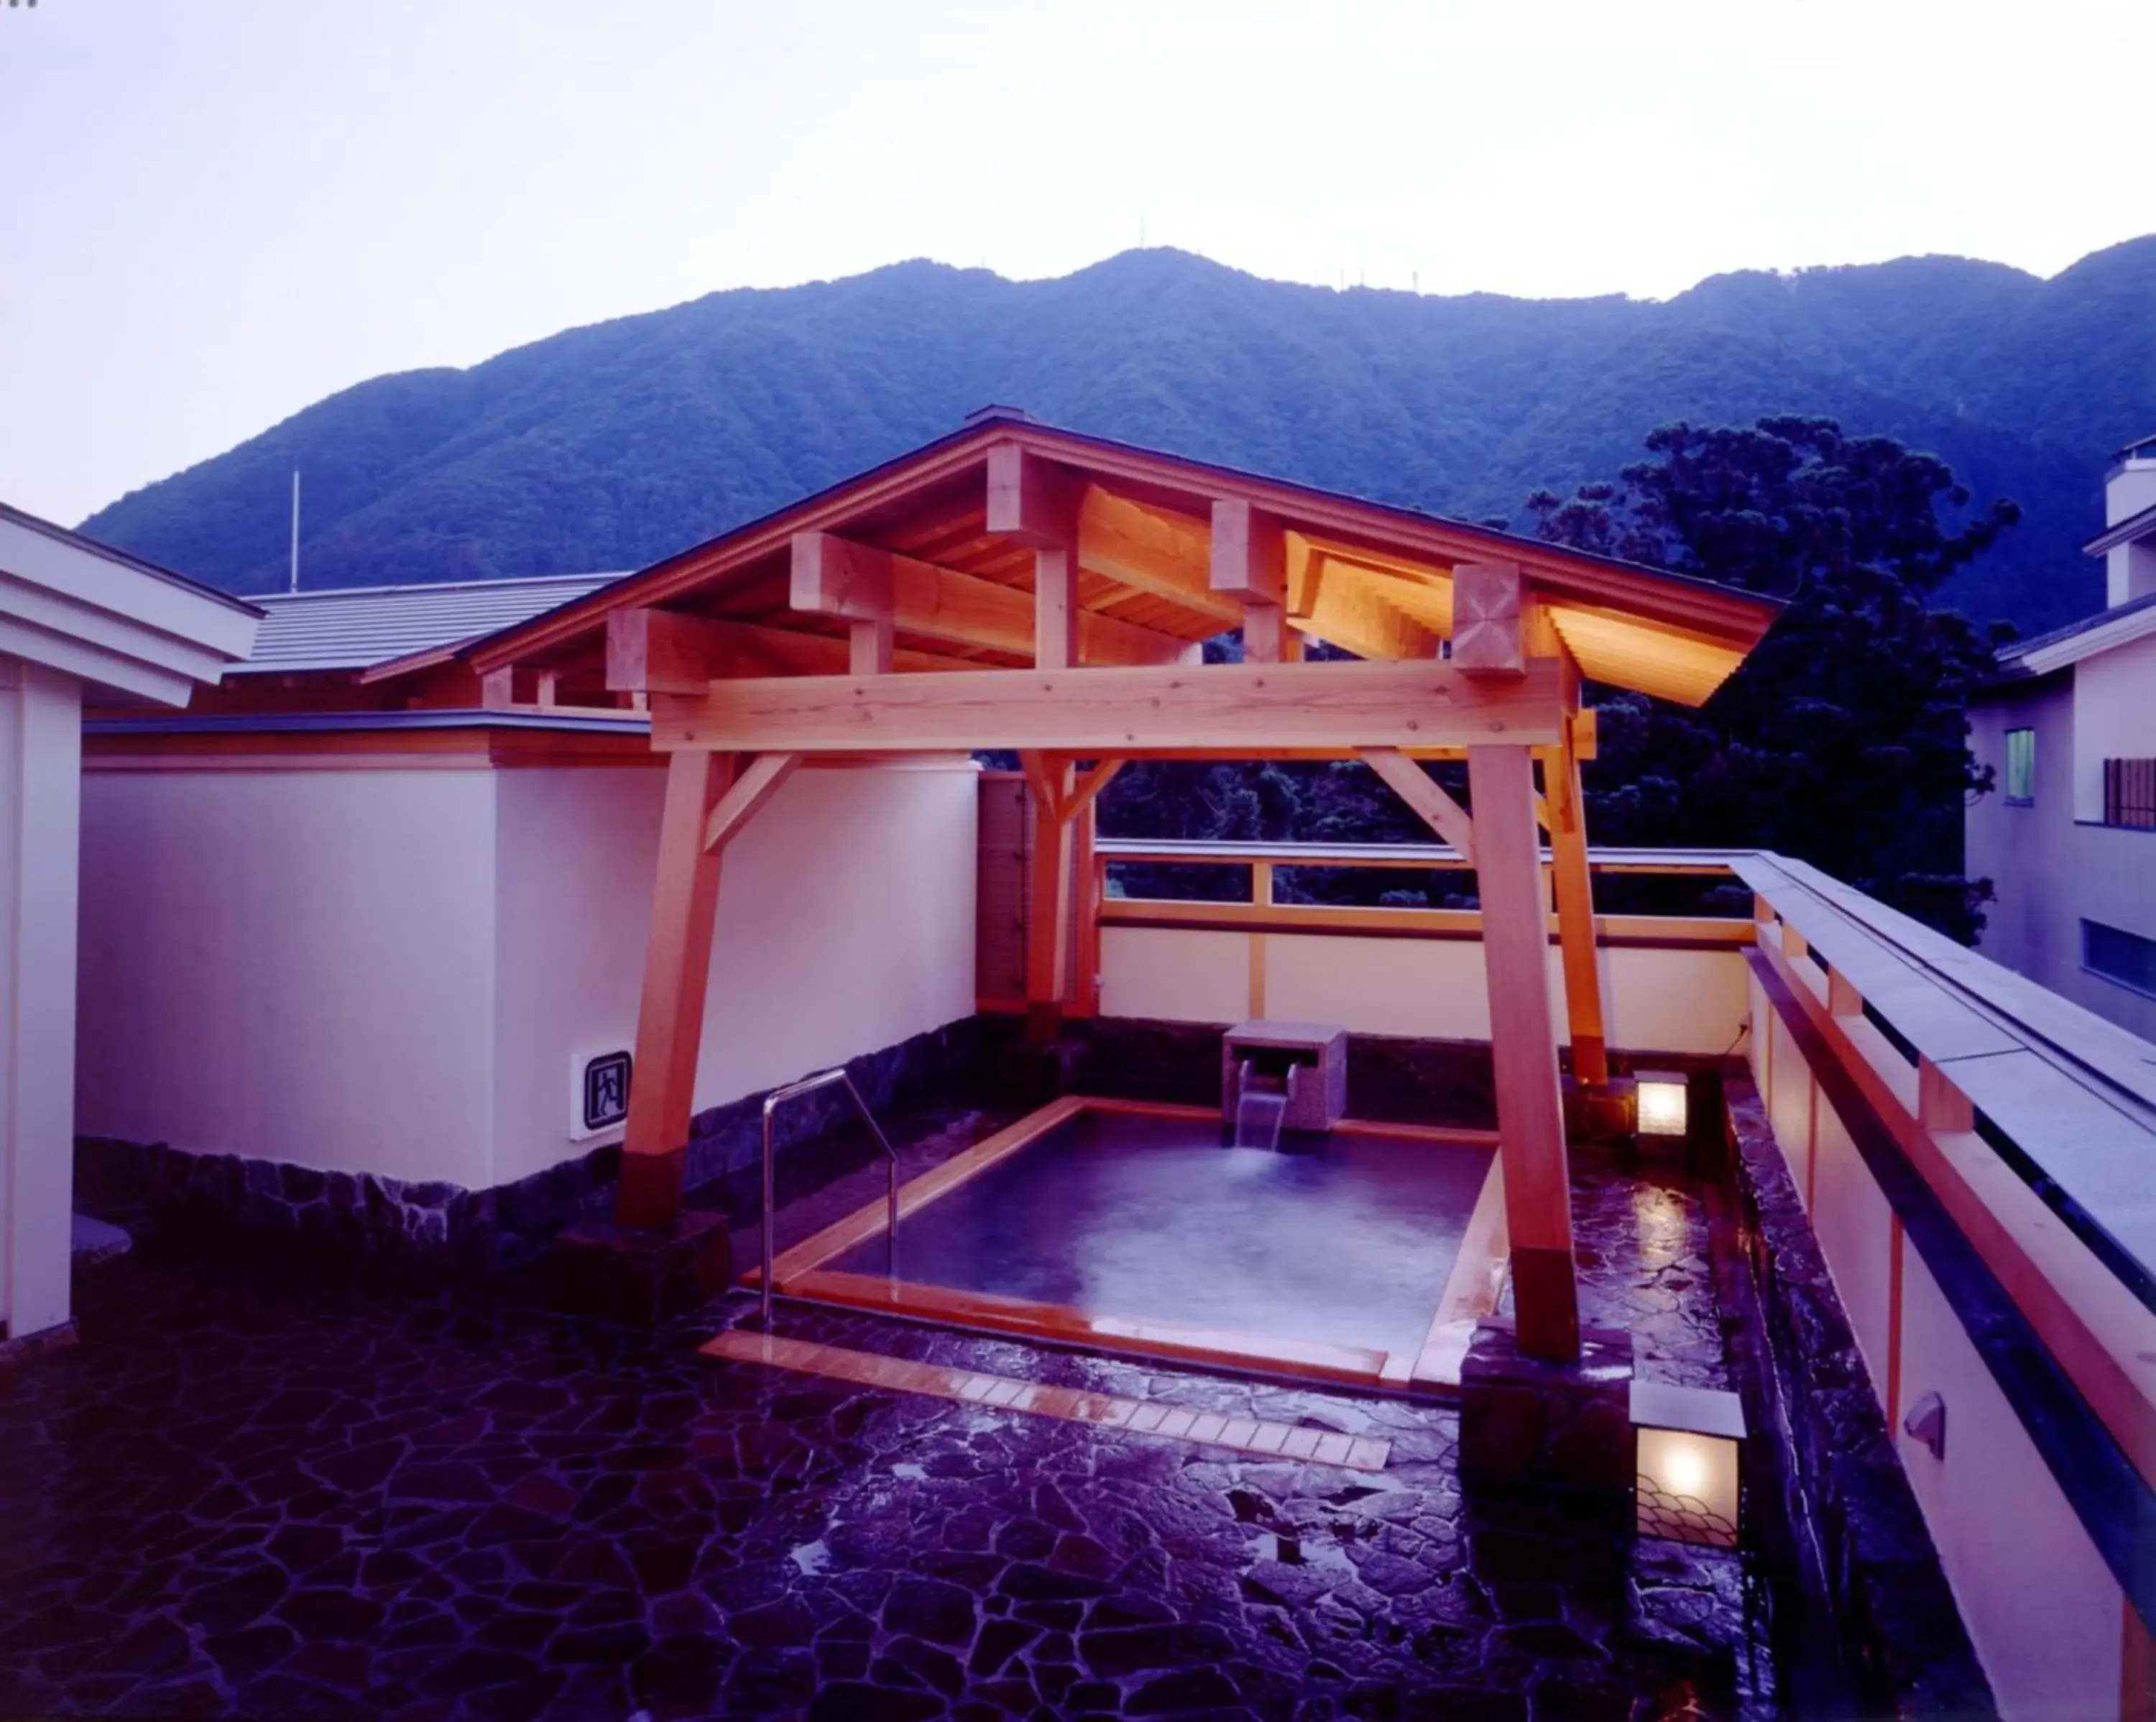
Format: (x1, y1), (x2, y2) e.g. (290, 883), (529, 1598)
(288, 469), (301, 593)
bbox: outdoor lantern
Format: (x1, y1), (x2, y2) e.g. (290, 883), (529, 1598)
(1631, 1380), (1745, 1549)
(1634, 1070), (1690, 1138)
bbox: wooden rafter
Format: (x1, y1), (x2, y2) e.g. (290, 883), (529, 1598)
(650, 658), (1565, 755)
(1284, 535), (1441, 660)
(1077, 487), (1240, 622)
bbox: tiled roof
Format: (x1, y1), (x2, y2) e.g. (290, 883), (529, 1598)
(233, 574), (621, 675)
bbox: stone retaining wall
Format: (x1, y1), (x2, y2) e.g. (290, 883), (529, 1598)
(1720, 1077), (1994, 1716)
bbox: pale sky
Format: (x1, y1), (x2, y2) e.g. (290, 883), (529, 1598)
(3, 0), (2150, 527)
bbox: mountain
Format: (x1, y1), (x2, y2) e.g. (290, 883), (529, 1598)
(80, 238), (2156, 635)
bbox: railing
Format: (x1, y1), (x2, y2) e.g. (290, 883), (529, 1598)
(760, 1068), (899, 1327)
(2104, 758), (2156, 829)
(1094, 838), (1756, 944)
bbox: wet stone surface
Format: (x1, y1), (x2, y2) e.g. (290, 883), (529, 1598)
(1, 1159), (1769, 1719)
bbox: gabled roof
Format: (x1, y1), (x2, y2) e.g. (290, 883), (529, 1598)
(0, 502), (262, 617)
(0, 501), (260, 706)
(234, 573), (621, 676)
(1992, 589), (2156, 681)
(457, 414), (1783, 709)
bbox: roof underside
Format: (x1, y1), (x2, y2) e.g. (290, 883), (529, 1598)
(461, 419), (1783, 709)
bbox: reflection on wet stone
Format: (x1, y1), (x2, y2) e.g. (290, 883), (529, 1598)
(0, 1151), (1769, 1718)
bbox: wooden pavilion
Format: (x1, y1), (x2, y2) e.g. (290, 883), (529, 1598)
(465, 410), (1781, 1362)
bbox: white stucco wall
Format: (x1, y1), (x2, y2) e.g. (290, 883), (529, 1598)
(1101, 924), (1747, 1055)
(2072, 633), (2156, 823)
(78, 767), (500, 1187)
(1970, 671), (2156, 1042)
(489, 762), (978, 1187)
(689, 763), (978, 1121)
(78, 756), (980, 1194)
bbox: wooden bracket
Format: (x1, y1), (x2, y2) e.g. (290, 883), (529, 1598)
(1360, 746), (1476, 866)
(702, 752), (800, 853)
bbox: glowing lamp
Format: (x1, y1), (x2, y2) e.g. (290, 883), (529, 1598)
(1631, 1380), (1745, 1549)
(1634, 1071), (1690, 1139)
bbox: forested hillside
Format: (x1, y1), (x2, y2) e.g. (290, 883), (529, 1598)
(82, 236), (2156, 634)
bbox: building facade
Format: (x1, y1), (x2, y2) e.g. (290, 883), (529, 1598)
(1968, 437), (2156, 1041)
(0, 504), (257, 1348)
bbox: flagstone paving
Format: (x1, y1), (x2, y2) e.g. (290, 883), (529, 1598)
(0, 1156), (1769, 1720)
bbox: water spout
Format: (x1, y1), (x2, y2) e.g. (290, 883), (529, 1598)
(1232, 1059), (1293, 1151)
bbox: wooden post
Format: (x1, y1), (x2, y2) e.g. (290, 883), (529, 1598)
(1545, 730), (1609, 1087)
(617, 749), (735, 1228)
(1069, 790), (1102, 1018)
(849, 615), (894, 676)
(1021, 752), (1076, 1041)
(1035, 544), (1077, 670)
(1468, 742), (1581, 1363)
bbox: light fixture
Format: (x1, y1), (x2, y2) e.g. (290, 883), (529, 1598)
(1631, 1379), (1745, 1549)
(1634, 1070), (1690, 1139)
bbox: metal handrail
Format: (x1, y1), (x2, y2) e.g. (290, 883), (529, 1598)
(760, 1067), (899, 1327)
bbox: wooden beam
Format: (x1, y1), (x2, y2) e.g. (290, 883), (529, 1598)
(1021, 751), (1077, 1041)
(1210, 499), (1285, 604)
(702, 752), (799, 853)
(617, 750), (734, 1228)
(1468, 742), (1580, 1362)
(791, 531), (1189, 668)
(1214, 499), (1286, 663)
(1453, 563), (1524, 674)
(985, 444), (1079, 548)
(652, 657), (1566, 755)
(1360, 747), (1475, 866)
(1545, 737), (1609, 1086)
(607, 608), (977, 693)
(1077, 487), (1240, 622)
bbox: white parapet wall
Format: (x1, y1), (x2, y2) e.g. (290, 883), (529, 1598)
(1100, 923), (1751, 1056)
(77, 754), (979, 1192)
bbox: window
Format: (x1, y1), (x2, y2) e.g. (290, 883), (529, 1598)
(2084, 921), (2156, 998)
(2004, 727), (2035, 804)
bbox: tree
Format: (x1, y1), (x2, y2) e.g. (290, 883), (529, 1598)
(1524, 416), (2019, 940)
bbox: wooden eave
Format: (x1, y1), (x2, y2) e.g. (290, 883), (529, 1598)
(429, 418), (1784, 711)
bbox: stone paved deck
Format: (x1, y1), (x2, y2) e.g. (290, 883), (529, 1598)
(0, 1153), (1771, 1720)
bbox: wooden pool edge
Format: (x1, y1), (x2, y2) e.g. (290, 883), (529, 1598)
(742, 1092), (1513, 1395)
